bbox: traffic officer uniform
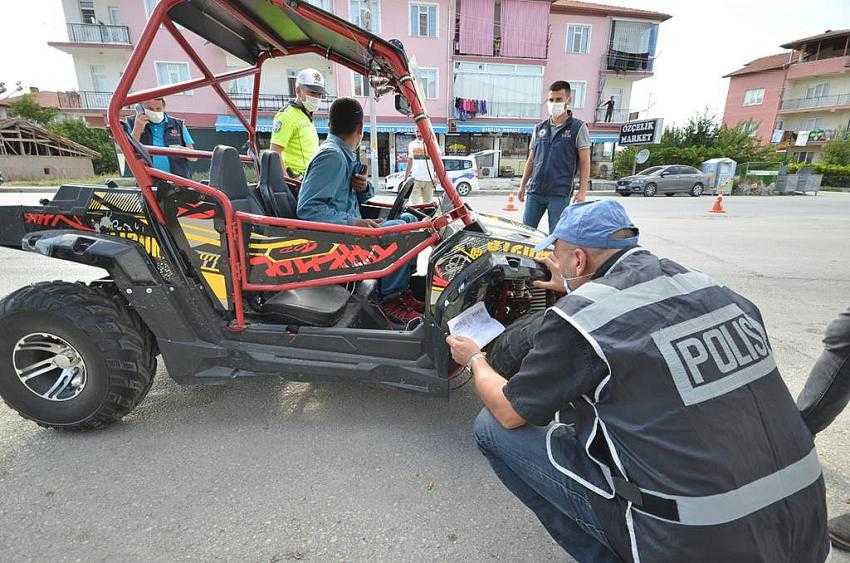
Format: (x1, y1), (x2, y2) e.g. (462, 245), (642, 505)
(270, 68), (324, 178)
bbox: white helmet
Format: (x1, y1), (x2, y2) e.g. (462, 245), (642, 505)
(295, 68), (326, 95)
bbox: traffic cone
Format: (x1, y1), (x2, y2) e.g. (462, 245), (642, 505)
(709, 193), (726, 214)
(503, 191), (519, 212)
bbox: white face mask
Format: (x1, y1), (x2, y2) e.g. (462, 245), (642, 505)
(547, 101), (567, 118)
(145, 109), (165, 124)
(302, 95), (321, 113)
(561, 271), (593, 295)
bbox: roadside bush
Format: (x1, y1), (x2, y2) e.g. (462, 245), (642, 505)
(612, 113), (778, 178)
(7, 94), (59, 126)
(788, 161), (850, 188)
(820, 132), (850, 166)
(49, 119), (119, 175)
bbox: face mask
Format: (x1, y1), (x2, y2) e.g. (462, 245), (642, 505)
(145, 109), (165, 124)
(561, 272), (593, 295)
(547, 101), (567, 118)
(303, 96), (321, 113)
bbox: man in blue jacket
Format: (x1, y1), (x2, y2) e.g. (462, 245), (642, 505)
(126, 97), (195, 178)
(297, 97), (422, 325)
(518, 81), (590, 231)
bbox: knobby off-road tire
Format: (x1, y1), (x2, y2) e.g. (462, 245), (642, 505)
(0, 282), (156, 431)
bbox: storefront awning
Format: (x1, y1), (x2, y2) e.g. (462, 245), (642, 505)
(590, 132), (620, 143)
(215, 115), (329, 134)
(215, 115), (446, 134)
(455, 122), (535, 134)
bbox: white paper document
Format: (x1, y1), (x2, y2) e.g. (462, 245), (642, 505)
(447, 302), (505, 348)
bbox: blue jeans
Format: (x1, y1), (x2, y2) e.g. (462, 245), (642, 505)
(378, 212), (417, 297)
(473, 409), (620, 562)
(523, 192), (570, 232)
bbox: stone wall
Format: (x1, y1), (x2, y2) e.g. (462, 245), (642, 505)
(0, 156), (94, 181)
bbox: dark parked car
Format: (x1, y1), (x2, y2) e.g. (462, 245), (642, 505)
(616, 165), (708, 197)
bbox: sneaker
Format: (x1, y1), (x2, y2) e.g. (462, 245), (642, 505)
(400, 291), (425, 314)
(380, 294), (422, 325)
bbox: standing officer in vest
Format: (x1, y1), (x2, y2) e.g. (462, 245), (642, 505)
(270, 68), (325, 179)
(127, 97), (195, 178)
(447, 200), (829, 562)
(518, 81), (591, 231)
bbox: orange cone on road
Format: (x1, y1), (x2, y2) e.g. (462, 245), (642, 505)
(709, 193), (726, 214)
(503, 191), (519, 212)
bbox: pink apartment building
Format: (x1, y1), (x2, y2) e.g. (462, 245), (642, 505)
(722, 29), (850, 164)
(49, 0), (669, 176)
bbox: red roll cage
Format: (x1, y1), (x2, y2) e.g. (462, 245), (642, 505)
(105, 0), (473, 330)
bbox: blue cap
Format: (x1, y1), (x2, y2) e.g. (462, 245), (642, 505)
(534, 200), (639, 251)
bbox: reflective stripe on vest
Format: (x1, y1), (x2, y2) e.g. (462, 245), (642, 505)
(633, 446), (822, 526)
(543, 250), (825, 562)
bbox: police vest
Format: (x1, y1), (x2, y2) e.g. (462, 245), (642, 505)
(527, 116), (583, 197)
(126, 115), (191, 178)
(548, 248), (830, 562)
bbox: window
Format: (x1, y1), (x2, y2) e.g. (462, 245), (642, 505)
(566, 24), (591, 54)
(155, 61), (191, 94)
(108, 6), (121, 25)
(409, 3), (438, 38)
(349, 0), (380, 33)
(805, 82), (829, 99)
(743, 88), (765, 106)
(739, 120), (759, 136)
(453, 62), (544, 118)
(287, 70), (298, 96)
(226, 69), (253, 95)
(79, 0), (96, 23)
(799, 117), (826, 130)
(144, 0), (159, 18)
(352, 74), (371, 97)
(569, 81), (587, 108)
(414, 67), (438, 100)
(90, 64), (108, 92)
(795, 151), (814, 164)
(306, 0), (333, 11)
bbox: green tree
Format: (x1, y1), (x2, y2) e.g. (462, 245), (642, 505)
(7, 93), (59, 126)
(820, 131), (850, 166)
(49, 119), (119, 175)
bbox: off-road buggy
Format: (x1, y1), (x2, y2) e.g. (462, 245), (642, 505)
(0, 0), (554, 430)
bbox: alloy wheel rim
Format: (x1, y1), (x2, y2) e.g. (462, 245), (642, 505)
(12, 333), (87, 402)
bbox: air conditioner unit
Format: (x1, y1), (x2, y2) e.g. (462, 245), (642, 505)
(480, 166), (496, 177)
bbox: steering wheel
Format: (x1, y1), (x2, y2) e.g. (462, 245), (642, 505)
(387, 177), (415, 221)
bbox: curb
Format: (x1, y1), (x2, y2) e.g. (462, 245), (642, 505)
(1, 187), (61, 194)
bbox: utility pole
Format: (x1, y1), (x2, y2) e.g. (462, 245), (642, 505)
(369, 92), (379, 185)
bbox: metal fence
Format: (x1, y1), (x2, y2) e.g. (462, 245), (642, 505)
(67, 23), (131, 45)
(229, 93), (335, 112)
(594, 108), (630, 123)
(57, 91), (112, 110)
(781, 92), (850, 111)
(604, 51), (655, 73)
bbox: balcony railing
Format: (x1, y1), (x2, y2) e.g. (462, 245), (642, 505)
(57, 90), (112, 110)
(605, 50), (655, 73)
(594, 108), (630, 124)
(785, 128), (843, 144)
(781, 92), (850, 111)
(66, 22), (131, 45)
(229, 93), (335, 113)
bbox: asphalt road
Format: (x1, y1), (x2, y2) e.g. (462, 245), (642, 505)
(0, 190), (849, 562)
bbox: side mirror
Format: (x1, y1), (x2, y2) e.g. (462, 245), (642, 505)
(395, 94), (412, 116)
(660, 172), (669, 177)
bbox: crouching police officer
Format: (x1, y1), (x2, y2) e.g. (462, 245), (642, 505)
(447, 200), (830, 562)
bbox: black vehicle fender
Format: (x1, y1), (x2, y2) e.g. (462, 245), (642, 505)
(22, 230), (159, 285)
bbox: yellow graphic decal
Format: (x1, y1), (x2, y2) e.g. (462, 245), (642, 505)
(114, 232), (161, 258)
(201, 272), (228, 306)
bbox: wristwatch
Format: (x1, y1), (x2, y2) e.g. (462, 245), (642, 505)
(466, 351), (487, 370)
